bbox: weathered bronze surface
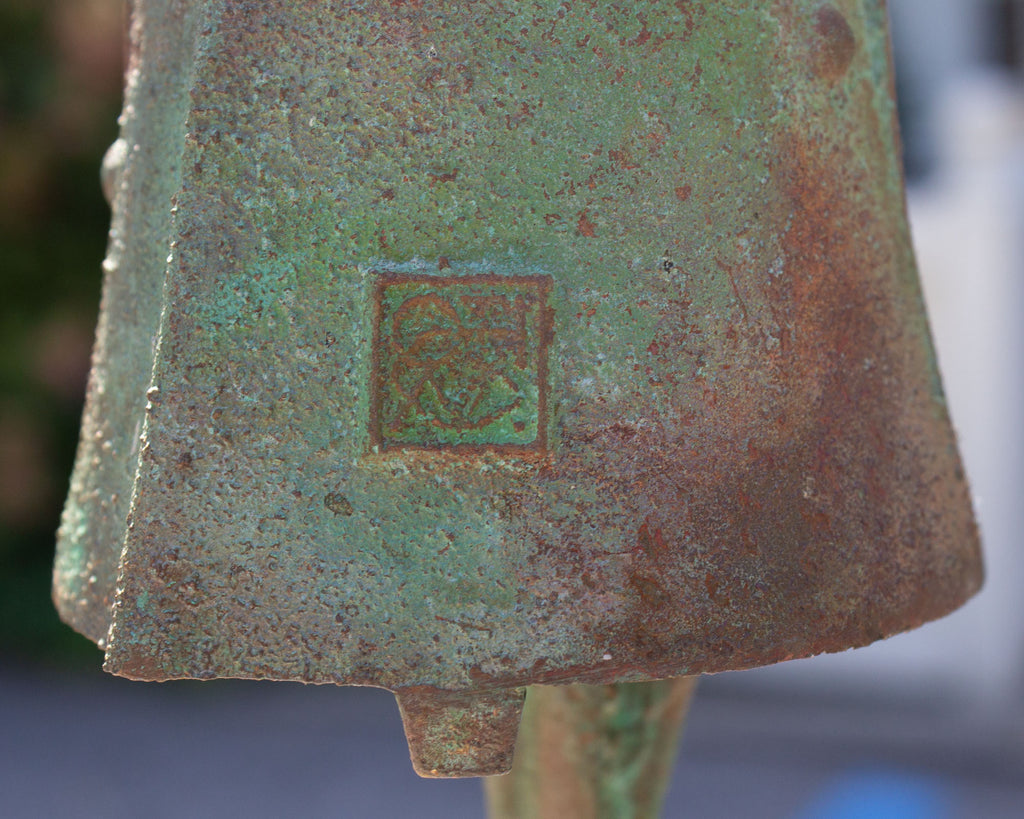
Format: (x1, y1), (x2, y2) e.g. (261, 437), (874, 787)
(55, 0), (983, 778)
(485, 679), (697, 817)
(53, 0), (199, 645)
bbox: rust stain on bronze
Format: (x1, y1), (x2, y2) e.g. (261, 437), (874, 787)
(576, 210), (598, 238)
(812, 4), (857, 81)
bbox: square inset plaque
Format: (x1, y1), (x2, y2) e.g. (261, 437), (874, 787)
(372, 274), (551, 451)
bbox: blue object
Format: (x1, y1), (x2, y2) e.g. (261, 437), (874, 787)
(796, 769), (952, 819)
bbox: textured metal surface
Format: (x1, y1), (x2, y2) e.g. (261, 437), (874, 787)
(396, 686), (527, 777)
(371, 274), (552, 452)
(53, 0), (199, 645)
(56, 0), (982, 776)
(485, 679), (697, 817)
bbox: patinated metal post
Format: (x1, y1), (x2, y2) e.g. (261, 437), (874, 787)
(485, 679), (698, 819)
(55, 0), (982, 810)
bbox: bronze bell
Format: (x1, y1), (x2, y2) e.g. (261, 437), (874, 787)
(54, 0), (983, 778)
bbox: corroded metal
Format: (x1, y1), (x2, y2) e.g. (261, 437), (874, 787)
(485, 679), (698, 818)
(55, 0), (982, 779)
(53, 0), (199, 645)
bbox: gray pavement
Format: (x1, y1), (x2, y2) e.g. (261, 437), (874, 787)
(1, 665), (1022, 818)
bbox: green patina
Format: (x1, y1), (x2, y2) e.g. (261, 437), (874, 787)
(55, 0), (982, 794)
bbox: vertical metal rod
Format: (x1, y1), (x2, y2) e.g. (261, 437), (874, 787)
(484, 678), (697, 819)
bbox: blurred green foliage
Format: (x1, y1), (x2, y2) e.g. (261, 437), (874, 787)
(0, 0), (123, 663)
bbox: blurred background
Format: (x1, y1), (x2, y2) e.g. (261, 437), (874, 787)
(1, 1), (1022, 816)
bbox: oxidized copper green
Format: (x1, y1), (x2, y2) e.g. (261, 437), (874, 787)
(54, 0), (199, 645)
(55, 0), (983, 778)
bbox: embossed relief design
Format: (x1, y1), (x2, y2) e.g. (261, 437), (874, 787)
(372, 275), (550, 450)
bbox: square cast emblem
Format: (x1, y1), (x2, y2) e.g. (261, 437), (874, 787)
(371, 274), (551, 452)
